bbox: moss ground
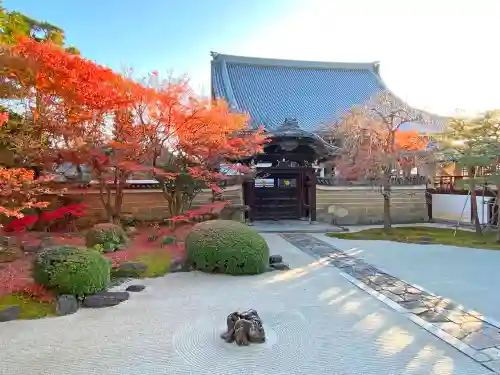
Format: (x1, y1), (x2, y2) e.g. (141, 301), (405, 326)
(0, 293), (55, 319)
(327, 226), (500, 250)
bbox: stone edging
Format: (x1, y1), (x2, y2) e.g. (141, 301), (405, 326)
(280, 233), (500, 374)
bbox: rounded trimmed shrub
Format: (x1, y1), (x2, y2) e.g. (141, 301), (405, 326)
(33, 245), (111, 296)
(185, 220), (270, 275)
(85, 223), (128, 252)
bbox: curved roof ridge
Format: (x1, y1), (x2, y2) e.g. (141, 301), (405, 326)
(210, 52), (377, 72)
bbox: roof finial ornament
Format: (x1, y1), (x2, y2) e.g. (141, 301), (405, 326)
(210, 51), (219, 59)
(372, 61), (380, 76)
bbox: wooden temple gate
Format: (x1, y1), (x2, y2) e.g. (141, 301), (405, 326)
(243, 166), (316, 221)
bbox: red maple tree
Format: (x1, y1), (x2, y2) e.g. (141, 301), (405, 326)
(10, 38), (266, 222)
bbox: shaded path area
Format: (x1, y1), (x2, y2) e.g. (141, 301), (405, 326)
(0, 235), (493, 375)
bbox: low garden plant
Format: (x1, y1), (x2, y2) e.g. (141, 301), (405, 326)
(33, 245), (111, 296)
(85, 223), (128, 252)
(185, 219), (269, 275)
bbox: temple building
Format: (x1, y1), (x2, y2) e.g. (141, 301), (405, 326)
(211, 52), (437, 223)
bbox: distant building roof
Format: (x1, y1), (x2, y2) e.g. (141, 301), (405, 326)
(211, 53), (388, 132)
(211, 53), (446, 133)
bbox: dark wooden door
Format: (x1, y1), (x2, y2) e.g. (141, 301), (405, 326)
(249, 169), (303, 220)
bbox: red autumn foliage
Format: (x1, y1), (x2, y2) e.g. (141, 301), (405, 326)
(4, 204), (88, 232)
(0, 259), (54, 302)
(335, 112), (429, 181)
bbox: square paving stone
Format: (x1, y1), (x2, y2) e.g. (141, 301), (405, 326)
(480, 325), (500, 339)
(441, 310), (479, 325)
(461, 321), (485, 334)
(463, 332), (500, 350)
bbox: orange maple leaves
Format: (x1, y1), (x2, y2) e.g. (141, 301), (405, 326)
(0, 168), (50, 218)
(4, 37), (266, 221)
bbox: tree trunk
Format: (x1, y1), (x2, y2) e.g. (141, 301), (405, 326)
(382, 175), (392, 230)
(469, 167), (482, 234)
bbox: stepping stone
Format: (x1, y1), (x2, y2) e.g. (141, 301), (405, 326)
(269, 254), (283, 264)
(436, 322), (469, 339)
(83, 292), (130, 308)
(270, 262), (290, 271)
(0, 306), (20, 322)
(56, 295), (79, 316)
(112, 263), (147, 277)
(417, 310), (450, 323)
(380, 290), (403, 302)
(126, 284), (146, 292)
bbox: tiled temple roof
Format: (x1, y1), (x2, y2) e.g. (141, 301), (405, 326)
(211, 53), (386, 132)
(211, 53), (447, 133)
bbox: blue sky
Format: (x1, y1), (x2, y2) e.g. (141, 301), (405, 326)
(4, 0), (500, 115)
(5, 0), (298, 94)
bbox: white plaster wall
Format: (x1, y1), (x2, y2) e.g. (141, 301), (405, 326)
(432, 194), (493, 224)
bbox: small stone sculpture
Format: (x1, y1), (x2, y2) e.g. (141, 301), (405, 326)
(220, 309), (266, 346)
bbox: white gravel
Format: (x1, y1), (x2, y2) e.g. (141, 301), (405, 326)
(0, 234), (493, 375)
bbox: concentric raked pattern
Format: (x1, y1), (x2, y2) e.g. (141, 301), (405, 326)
(0, 234), (492, 375)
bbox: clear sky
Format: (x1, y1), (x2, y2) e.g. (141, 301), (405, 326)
(5, 0), (500, 116)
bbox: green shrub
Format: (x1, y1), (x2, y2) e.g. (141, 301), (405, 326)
(185, 220), (269, 275)
(85, 223), (128, 252)
(160, 236), (177, 247)
(33, 245), (111, 296)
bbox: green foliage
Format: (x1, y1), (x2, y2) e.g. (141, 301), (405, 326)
(33, 245), (111, 296)
(160, 236), (176, 247)
(0, 293), (55, 319)
(0, 4), (79, 53)
(121, 217), (138, 227)
(439, 111), (500, 188)
(85, 223), (128, 252)
(135, 251), (172, 278)
(185, 220), (269, 275)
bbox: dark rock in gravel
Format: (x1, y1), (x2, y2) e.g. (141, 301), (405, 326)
(0, 306), (21, 322)
(83, 291), (130, 308)
(21, 241), (41, 254)
(126, 284), (146, 292)
(418, 236), (433, 244)
(112, 262), (148, 278)
(269, 262), (290, 271)
(169, 259), (191, 273)
(56, 295), (79, 316)
(269, 254), (283, 264)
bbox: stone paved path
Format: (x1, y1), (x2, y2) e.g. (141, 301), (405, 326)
(315, 233), (500, 321)
(0, 234), (495, 375)
(281, 233), (500, 374)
